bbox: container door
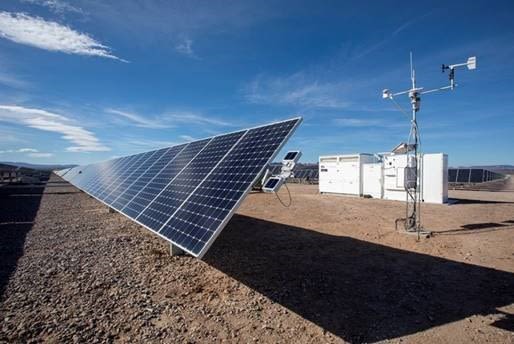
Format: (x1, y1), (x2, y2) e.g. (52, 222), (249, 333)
(363, 164), (382, 198)
(340, 156), (360, 195)
(319, 157), (341, 193)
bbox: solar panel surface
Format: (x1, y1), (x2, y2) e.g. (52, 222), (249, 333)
(284, 151), (298, 160)
(58, 117), (301, 258)
(448, 169), (457, 183)
(456, 168), (471, 183)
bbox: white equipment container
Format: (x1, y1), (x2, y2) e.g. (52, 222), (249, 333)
(383, 153), (448, 204)
(319, 154), (377, 195)
(362, 163), (383, 199)
(422, 153), (448, 204)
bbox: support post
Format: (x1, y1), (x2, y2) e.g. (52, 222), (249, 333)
(170, 243), (185, 256)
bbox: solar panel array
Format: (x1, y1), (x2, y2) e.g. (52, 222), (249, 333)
(447, 168), (504, 183)
(57, 118), (301, 258)
(267, 163), (319, 184)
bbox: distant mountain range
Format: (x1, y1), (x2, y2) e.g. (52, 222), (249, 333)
(0, 161), (77, 171)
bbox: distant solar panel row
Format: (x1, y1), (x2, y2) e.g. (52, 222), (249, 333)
(447, 168), (504, 183)
(57, 118), (301, 258)
(267, 164), (319, 182)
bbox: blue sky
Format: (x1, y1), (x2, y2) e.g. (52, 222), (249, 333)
(0, 0), (513, 166)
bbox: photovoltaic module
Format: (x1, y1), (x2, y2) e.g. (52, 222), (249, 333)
(56, 117), (302, 258)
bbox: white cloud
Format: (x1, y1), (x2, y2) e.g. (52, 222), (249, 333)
(179, 135), (195, 142)
(0, 105), (110, 152)
(333, 117), (407, 128)
(245, 73), (350, 109)
(164, 111), (234, 127)
(18, 147), (38, 153)
(0, 147), (39, 153)
(107, 108), (234, 128)
(0, 147), (53, 157)
(21, 0), (84, 15)
(175, 37), (197, 58)
(105, 108), (172, 129)
(121, 139), (181, 150)
(29, 152), (53, 158)
(0, 12), (126, 61)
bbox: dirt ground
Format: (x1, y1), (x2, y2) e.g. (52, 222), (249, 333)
(1, 174), (513, 343)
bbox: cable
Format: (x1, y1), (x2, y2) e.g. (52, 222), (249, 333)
(274, 182), (292, 207)
(390, 97), (411, 119)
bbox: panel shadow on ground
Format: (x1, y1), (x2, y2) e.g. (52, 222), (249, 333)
(204, 214), (514, 343)
(0, 185), (45, 298)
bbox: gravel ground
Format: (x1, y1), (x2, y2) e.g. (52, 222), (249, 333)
(1, 174), (513, 343)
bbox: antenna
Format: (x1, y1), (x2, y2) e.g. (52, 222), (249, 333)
(382, 53), (477, 238)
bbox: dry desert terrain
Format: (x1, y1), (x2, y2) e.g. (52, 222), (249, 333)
(1, 174), (513, 343)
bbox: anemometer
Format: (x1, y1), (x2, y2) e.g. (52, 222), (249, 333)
(382, 53), (476, 237)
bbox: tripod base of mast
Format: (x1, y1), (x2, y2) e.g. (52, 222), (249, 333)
(395, 218), (432, 239)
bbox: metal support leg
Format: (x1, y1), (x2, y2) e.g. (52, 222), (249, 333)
(170, 243), (185, 256)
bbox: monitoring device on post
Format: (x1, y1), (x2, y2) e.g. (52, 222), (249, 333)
(262, 150), (302, 193)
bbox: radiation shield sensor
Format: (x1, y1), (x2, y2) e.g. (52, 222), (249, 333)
(262, 150), (302, 193)
(262, 176), (285, 193)
(283, 151), (302, 164)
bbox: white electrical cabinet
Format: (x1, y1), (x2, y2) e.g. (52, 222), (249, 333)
(362, 163), (383, 199)
(320, 152), (448, 204)
(382, 154), (410, 202)
(422, 153), (448, 204)
(319, 154), (377, 195)
(382, 153), (448, 204)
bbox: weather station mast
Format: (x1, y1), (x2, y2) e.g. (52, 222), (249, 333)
(382, 53), (477, 238)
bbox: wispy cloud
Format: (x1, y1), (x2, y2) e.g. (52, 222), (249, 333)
(0, 12), (126, 61)
(334, 118), (383, 127)
(244, 73), (350, 109)
(333, 117), (407, 128)
(0, 70), (29, 89)
(81, 1), (279, 55)
(179, 135), (195, 142)
(348, 12), (435, 61)
(18, 147), (38, 153)
(164, 111), (235, 127)
(106, 108), (233, 129)
(0, 147), (53, 158)
(105, 108), (172, 129)
(28, 152), (53, 158)
(175, 37), (198, 59)
(0, 105), (110, 152)
(118, 139), (181, 151)
(0, 147), (36, 153)
(21, 0), (84, 15)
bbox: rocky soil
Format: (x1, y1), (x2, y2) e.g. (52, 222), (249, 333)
(1, 174), (513, 343)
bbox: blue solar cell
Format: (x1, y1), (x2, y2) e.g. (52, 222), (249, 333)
(103, 149), (167, 205)
(469, 169), (484, 183)
(448, 169), (457, 183)
(137, 131), (245, 231)
(58, 117), (301, 258)
(121, 139), (210, 219)
(83, 158), (127, 192)
(95, 153), (149, 199)
(87, 156), (139, 197)
(456, 169), (471, 183)
(159, 119), (299, 256)
(111, 145), (186, 211)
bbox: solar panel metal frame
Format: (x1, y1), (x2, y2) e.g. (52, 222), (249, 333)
(59, 117), (302, 258)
